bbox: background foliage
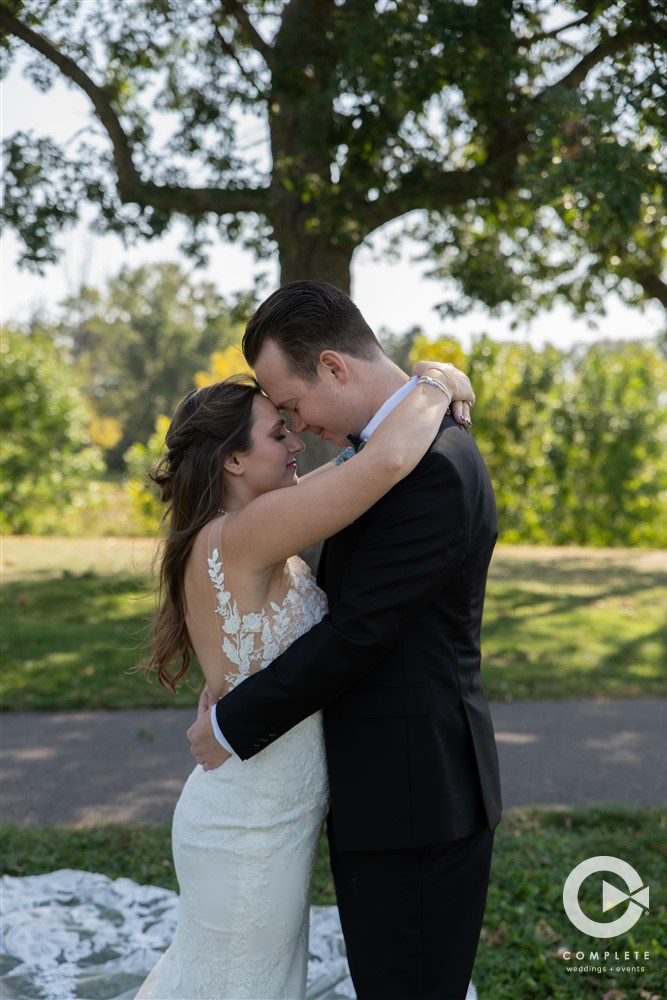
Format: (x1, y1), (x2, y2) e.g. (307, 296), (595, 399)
(30, 263), (246, 467)
(0, 328), (104, 533)
(420, 333), (667, 547)
(128, 330), (667, 548)
(2, 262), (665, 545)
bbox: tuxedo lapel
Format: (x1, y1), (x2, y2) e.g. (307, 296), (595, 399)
(316, 539), (329, 590)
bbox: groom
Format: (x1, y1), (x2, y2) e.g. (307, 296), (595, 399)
(188, 279), (502, 999)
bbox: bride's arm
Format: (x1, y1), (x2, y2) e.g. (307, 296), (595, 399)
(297, 362), (475, 484)
(225, 367), (456, 570)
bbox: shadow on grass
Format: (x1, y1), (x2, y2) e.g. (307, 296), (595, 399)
(482, 559), (666, 699)
(1, 573), (201, 710)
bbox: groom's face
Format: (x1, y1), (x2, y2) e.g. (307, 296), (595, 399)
(253, 340), (353, 447)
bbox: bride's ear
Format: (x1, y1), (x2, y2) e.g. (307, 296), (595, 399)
(223, 452), (244, 477)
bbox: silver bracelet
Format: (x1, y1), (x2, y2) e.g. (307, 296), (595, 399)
(417, 375), (453, 405)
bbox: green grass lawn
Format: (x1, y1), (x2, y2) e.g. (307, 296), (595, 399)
(1, 538), (665, 710)
(1, 537), (202, 709)
(482, 546), (666, 700)
(2, 806), (664, 999)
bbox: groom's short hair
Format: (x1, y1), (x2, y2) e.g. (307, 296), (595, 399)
(243, 279), (383, 383)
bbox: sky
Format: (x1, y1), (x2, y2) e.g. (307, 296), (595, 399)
(1, 50), (664, 353)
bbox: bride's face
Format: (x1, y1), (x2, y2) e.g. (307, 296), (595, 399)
(239, 395), (306, 497)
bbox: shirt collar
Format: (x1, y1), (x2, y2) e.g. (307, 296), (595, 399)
(359, 375), (418, 444)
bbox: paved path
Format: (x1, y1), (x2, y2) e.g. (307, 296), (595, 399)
(1, 699), (665, 827)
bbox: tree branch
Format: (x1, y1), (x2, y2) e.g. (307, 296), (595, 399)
(521, 12), (591, 46)
(545, 12), (591, 37)
(0, 3), (141, 191)
(364, 159), (502, 231)
(218, 0), (271, 61)
(0, 3), (271, 218)
(213, 25), (263, 97)
(130, 180), (270, 217)
(444, 20), (667, 227)
(543, 25), (666, 96)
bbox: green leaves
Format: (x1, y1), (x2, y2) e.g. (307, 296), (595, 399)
(469, 337), (667, 547)
(2, 1), (665, 308)
(1, 133), (83, 268)
(8, 263), (245, 476)
(0, 328), (105, 533)
(401, 330), (666, 547)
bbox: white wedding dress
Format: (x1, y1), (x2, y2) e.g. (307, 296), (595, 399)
(135, 544), (329, 1000)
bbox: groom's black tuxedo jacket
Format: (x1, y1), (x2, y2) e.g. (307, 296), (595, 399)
(216, 413), (502, 851)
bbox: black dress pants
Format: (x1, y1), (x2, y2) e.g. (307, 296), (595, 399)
(330, 826), (494, 1000)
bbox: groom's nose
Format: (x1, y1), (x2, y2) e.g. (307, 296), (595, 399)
(290, 414), (308, 434)
(289, 434), (306, 454)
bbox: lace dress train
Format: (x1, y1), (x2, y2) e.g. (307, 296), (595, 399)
(135, 546), (329, 1000)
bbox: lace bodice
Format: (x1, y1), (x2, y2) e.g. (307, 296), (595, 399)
(207, 547), (328, 693)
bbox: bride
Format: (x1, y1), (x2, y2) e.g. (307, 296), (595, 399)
(135, 363), (469, 1000)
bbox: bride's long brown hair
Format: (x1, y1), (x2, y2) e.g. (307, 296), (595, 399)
(145, 375), (262, 691)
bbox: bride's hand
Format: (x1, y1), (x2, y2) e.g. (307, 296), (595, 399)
(413, 360), (474, 426)
(197, 686), (217, 719)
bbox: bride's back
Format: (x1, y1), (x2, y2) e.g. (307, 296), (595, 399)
(184, 514), (326, 702)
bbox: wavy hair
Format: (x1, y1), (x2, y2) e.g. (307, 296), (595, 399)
(144, 375), (262, 691)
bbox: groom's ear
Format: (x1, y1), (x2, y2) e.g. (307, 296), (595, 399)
(318, 350), (349, 384)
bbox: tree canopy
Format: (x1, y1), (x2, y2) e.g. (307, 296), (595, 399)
(1, 0), (665, 317)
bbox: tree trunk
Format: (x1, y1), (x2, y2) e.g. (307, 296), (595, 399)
(637, 271), (667, 309)
(277, 236), (353, 295)
(268, 0), (352, 295)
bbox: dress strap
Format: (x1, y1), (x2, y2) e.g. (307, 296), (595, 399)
(206, 515), (230, 649)
(206, 514), (227, 565)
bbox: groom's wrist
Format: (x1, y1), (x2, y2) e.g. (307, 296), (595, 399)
(210, 706), (236, 755)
